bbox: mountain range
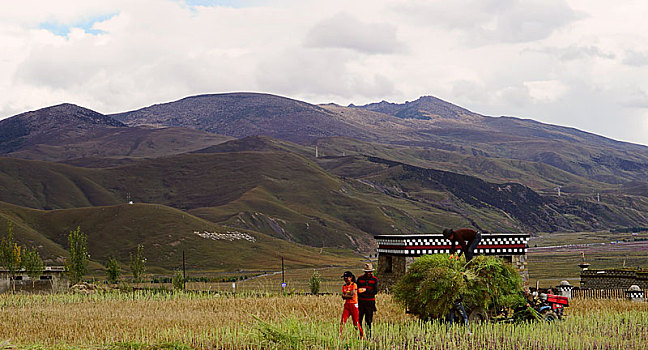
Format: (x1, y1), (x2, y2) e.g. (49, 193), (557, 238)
(2, 92), (648, 273)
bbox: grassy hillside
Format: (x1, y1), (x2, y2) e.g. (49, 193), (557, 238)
(0, 152), (391, 250)
(3, 141), (648, 253)
(311, 136), (616, 193)
(0, 202), (360, 274)
(0, 157), (119, 209)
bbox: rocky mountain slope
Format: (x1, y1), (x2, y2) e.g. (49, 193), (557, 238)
(111, 93), (375, 143)
(0, 103), (233, 161)
(108, 93), (648, 185)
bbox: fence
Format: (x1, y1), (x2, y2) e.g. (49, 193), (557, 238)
(571, 289), (627, 300)
(133, 280), (343, 294)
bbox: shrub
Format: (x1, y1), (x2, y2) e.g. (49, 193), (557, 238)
(309, 270), (321, 295)
(105, 256), (120, 284)
(172, 270), (185, 290)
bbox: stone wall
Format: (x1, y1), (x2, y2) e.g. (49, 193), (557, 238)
(580, 269), (648, 290)
(512, 255), (529, 285)
(377, 255), (415, 292)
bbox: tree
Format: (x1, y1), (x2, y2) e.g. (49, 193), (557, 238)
(309, 270), (321, 295)
(0, 223), (22, 291)
(65, 226), (89, 285)
(22, 247), (44, 288)
(105, 256), (120, 284)
(129, 244), (147, 283)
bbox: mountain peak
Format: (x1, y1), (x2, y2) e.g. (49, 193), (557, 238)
(0, 103), (125, 153)
(12, 103), (125, 127)
(353, 95), (482, 120)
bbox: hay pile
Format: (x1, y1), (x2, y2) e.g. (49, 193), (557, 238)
(392, 255), (524, 320)
(70, 282), (100, 294)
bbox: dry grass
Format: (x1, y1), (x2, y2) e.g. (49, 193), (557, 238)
(0, 292), (646, 349)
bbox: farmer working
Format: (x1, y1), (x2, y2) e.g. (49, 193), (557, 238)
(340, 271), (364, 338)
(442, 228), (482, 262)
(356, 263), (378, 336)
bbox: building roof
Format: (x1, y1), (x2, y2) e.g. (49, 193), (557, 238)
(0, 266), (65, 273)
(376, 232), (530, 256)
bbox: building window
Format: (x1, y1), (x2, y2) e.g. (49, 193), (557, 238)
(40, 275), (53, 280)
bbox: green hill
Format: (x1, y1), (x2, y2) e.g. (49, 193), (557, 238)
(0, 202), (359, 274)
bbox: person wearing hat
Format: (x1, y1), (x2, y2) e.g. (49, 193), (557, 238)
(442, 228), (482, 262)
(340, 271), (363, 338)
(356, 262), (378, 336)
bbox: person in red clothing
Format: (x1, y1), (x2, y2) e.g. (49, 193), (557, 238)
(442, 228), (482, 262)
(356, 262), (378, 336)
(340, 271), (363, 338)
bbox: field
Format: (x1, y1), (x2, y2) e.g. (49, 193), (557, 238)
(137, 266), (357, 294)
(1, 291), (647, 349)
(527, 231), (648, 287)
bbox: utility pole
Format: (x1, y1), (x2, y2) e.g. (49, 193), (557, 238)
(182, 250), (186, 290)
(281, 256), (286, 293)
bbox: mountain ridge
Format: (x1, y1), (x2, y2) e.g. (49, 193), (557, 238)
(3, 93), (648, 272)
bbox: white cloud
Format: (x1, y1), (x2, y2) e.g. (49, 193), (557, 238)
(394, 0), (580, 45)
(534, 45), (615, 61)
(255, 47), (396, 98)
(623, 50), (648, 67)
(304, 13), (405, 54)
(524, 80), (569, 103)
(2, 0), (648, 145)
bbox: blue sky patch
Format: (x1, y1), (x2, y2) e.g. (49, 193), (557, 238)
(39, 12), (118, 37)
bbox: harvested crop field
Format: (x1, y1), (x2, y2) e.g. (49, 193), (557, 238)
(1, 291), (646, 349)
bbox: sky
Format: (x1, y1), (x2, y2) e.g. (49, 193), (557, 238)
(2, 0), (648, 145)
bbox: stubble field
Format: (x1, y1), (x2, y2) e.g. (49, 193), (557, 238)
(1, 291), (647, 349)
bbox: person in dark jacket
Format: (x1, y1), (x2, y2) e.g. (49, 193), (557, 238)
(356, 262), (378, 336)
(442, 228), (482, 262)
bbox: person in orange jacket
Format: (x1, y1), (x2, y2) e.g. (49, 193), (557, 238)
(340, 271), (364, 338)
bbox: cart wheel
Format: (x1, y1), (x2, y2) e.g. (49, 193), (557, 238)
(468, 307), (489, 323)
(542, 310), (559, 322)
